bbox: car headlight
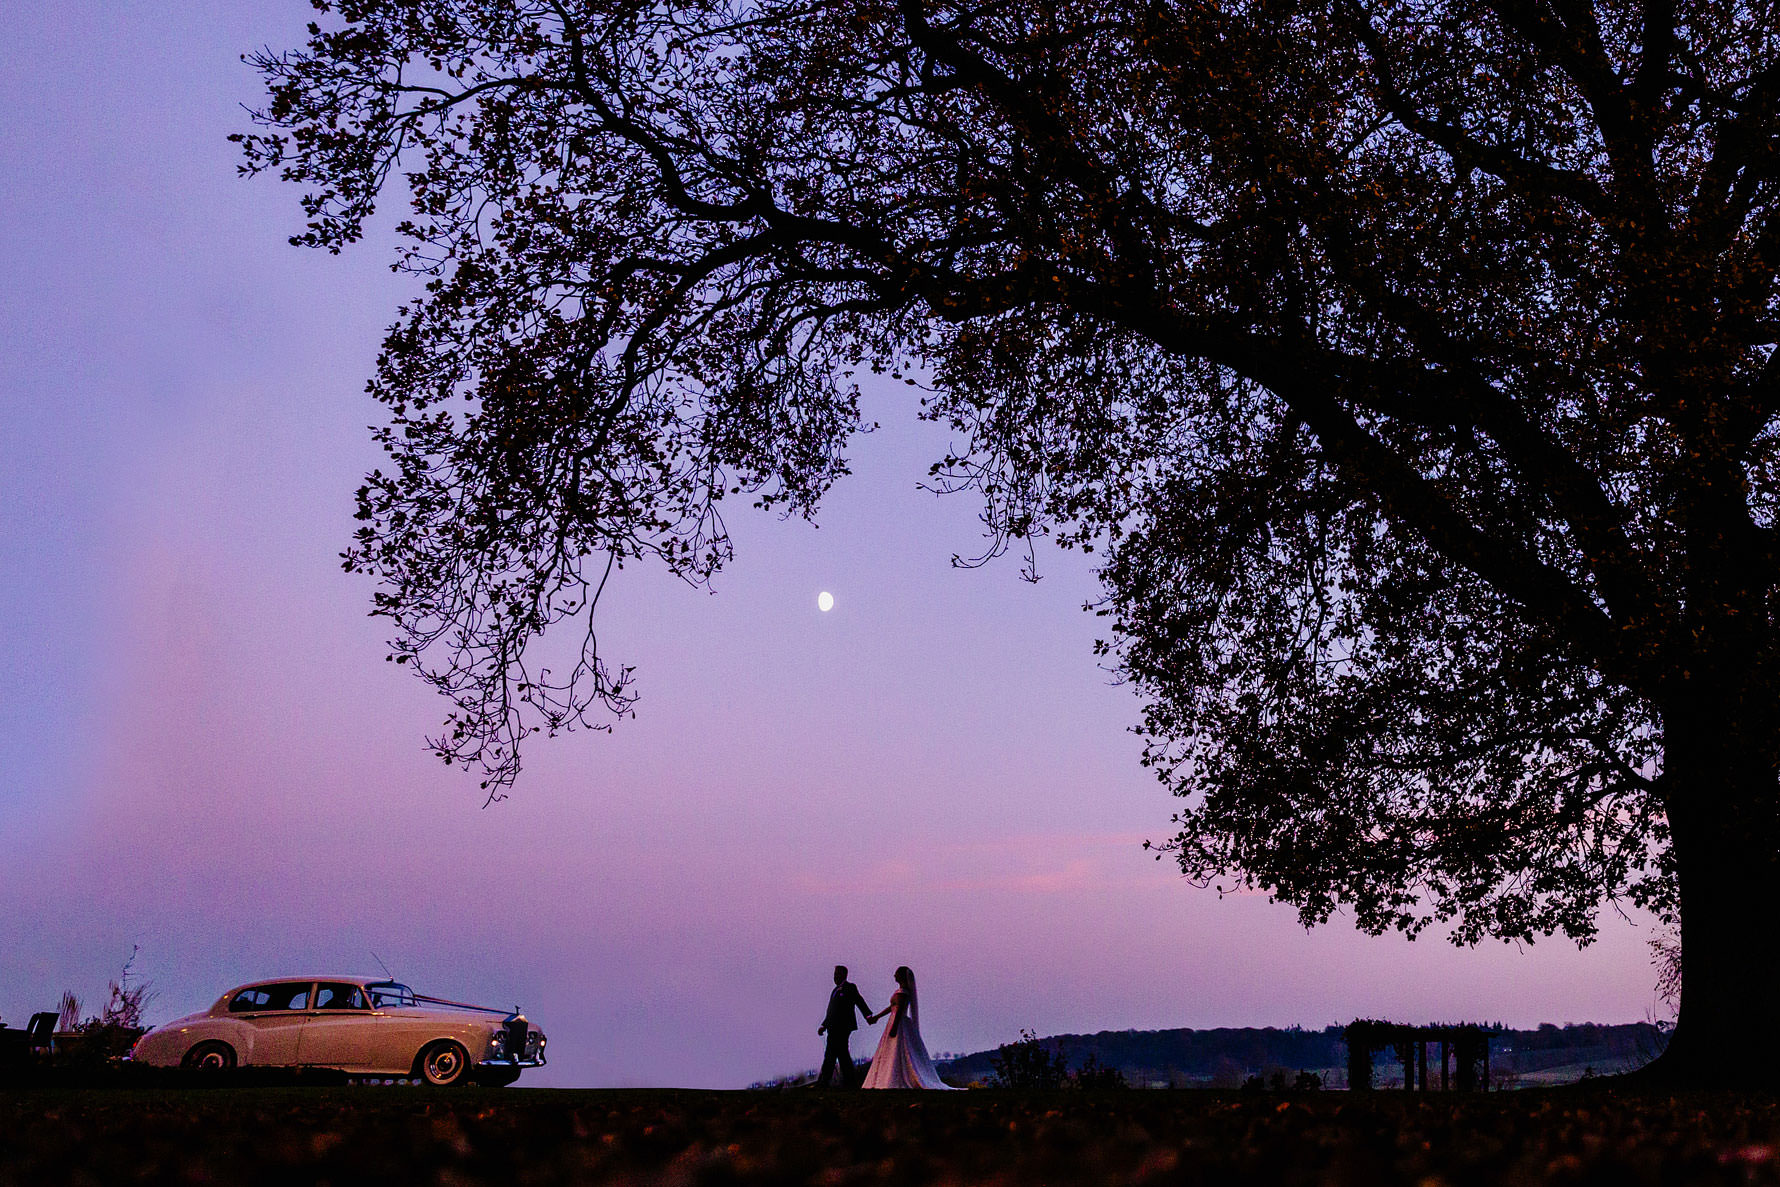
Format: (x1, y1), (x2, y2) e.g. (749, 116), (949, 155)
(488, 1030), (507, 1056)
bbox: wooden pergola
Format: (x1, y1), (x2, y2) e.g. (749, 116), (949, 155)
(1343, 1021), (1492, 1092)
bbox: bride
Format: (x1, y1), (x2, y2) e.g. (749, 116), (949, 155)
(861, 966), (959, 1090)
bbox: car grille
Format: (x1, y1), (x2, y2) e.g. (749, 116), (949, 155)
(505, 1017), (529, 1059)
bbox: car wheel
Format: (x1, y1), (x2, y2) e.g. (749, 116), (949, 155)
(182, 1041), (236, 1071)
(473, 1067), (522, 1088)
(417, 1040), (470, 1086)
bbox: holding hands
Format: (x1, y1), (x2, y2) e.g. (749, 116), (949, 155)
(867, 992), (901, 1026)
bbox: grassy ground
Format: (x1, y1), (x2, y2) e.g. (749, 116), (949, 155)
(4, 1084), (1780, 1185)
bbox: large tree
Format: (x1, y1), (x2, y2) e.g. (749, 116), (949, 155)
(241, 0), (1779, 1082)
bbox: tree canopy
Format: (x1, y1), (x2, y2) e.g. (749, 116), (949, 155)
(242, 0), (1780, 1079)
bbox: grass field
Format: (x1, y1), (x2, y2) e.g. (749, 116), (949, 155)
(5, 1084), (1780, 1185)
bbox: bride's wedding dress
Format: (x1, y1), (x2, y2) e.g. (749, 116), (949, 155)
(861, 975), (958, 1090)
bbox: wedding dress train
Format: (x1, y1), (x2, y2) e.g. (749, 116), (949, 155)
(861, 973), (957, 1090)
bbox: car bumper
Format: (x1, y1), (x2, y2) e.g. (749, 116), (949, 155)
(478, 1055), (546, 1068)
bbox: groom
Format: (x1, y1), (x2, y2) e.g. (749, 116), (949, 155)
(816, 965), (874, 1088)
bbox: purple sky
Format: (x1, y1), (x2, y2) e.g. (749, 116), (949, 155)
(1, 1), (1665, 1088)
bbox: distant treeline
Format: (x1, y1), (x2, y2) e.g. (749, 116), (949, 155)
(936, 1023), (1670, 1087)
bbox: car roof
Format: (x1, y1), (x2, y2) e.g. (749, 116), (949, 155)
(220, 976), (392, 995)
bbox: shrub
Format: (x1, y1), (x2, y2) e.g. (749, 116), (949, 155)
(56, 949), (157, 1067)
(1241, 1069), (1322, 1093)
(91, 975), (155, 1033)
(1072, 1053), (1128, 1092)
(989, 1030), (1070, 1090)
(56, 993), (81, 1032)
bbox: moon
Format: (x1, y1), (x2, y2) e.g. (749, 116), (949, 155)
(817, 590), (835, 612)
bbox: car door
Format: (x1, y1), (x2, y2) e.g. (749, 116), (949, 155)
(296, 982), (380, 1070)
(227, 982), (312, 1065)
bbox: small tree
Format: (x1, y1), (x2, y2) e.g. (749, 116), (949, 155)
(91, 977), (156, 1033)
(65, 949), (158, 1064)
(988, 1029), (1070, 1090)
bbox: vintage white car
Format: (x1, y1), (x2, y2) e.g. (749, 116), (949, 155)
(129, 977), (546, 1086)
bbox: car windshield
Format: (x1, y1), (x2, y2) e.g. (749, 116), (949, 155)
(366, 981), (416, 1008)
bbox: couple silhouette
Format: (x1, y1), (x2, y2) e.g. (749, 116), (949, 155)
(817, 964), (956, 1090)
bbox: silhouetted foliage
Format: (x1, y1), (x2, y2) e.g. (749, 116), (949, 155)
(240, 0), (1780, 1081)
(50, 949), (158, 1071)
(1237, 1068), (1321, 1092)
(947, 1026), (1344, 1086)
(988, 1029), (1071, 1089)
(87, 946), (157, 1034)
(987, 1031), (1132, 1089)
(1071, 1051), (1130, 1091)
(1650, 923), (1683, 1015)
(1244, 1068), (1323, 1092)
(939, 1022), (1662, 1086)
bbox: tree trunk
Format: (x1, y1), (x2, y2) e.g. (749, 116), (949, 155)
(1642, 702), (1780, 1086)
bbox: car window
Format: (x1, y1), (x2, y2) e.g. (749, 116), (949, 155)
(367, 982), (416, 1008)
(230, 983), (311, 1012)
(229, 987), (272, 1012)
(314, 983), (367, 1010)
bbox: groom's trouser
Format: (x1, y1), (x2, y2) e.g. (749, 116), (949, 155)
(817, 1030), (854, 1087)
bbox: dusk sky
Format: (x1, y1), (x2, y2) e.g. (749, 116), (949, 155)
(2, 1), (1666, 1088)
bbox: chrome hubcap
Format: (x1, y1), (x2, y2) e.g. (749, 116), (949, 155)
(427, 1047), (461, 1081)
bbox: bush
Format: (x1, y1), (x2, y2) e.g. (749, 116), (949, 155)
(1072, 1053), (1128, 1092)
(989, 1030), (1070, 1090)
(52, 948), (157, 1069)
(1241, 1069), (1323, 1093)
(91, 970), (155, 1032)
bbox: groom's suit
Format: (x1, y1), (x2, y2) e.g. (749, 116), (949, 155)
(817, 980), (872, 1087)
